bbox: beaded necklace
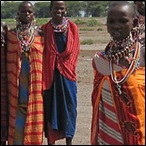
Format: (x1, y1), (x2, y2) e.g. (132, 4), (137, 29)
(51, 17), (68, 33)
(109, 42), (140, 95)
(105, 33), (136, 61)
(16, 22), (35, 52)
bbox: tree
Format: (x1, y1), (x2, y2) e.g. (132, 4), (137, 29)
(1, 2), (20, 18)
(1, 1), (111, 18)
(34, 2), (50, 18)
(66, 1), (87, 17)
(85, 1), (110, 17)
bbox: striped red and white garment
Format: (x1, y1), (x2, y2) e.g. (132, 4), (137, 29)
(91, 49), (145, 145)
(98, 80), (124, 145)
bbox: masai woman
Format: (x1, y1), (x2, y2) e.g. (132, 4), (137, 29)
(6, 1), (44, 145)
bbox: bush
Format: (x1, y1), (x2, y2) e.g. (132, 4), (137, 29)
(74, 19), (86, 25)
(81, 39), (94, 45)
(87, 19), (102, 27)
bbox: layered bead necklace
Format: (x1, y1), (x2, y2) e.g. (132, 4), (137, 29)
(106, 34), (140, 95)
(105, 33), (136, 62)
(51, 17), (68, 33)
(16, 22), (35, 52)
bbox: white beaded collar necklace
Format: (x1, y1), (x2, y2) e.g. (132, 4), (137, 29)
(51, 17), (69, 33)
(16, 22), (35, 52)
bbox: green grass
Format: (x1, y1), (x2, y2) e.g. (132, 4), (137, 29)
(1, 18), (50, 28)
(2, 17), (108, 45)
(2, 17), (105, 28)
(81, 39), (94, 45)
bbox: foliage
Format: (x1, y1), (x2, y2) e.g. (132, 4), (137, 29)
(36, 18), (50, 26)
(34, 2), (50, 18)
(1, 17), (104, 29)
(74, 19), (86, 25)
(85, 1), (110, 17)
(86, 19), (101, 26)
(1, 2), (21, 18)
(81, 39), (94, 45)
(74, 18), (102, 27)
(1, 18), (51, 29)
(1, 1), (111, 19)
(2, 17), (108, 46)
(66, 1), (87, 17)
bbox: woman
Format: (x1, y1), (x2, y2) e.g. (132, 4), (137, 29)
(133, 1), (145, 66)
(1, 22), (8, 145)
(42, 1), (80, 145)
(91, 1), (145, 145)
(6, 1), (44, 145)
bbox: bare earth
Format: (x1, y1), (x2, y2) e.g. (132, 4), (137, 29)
(43, 18), (110, 145)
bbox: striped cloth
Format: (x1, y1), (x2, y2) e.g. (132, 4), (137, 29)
(42, 19), (80, 144)
(43, 31), (78, 144)
(7, 30), (44, 145)
(41, 20), (80, 90)
(1, 41), (8, 142)
(98, 80), (124, 145)
(91, 45), (145, 145)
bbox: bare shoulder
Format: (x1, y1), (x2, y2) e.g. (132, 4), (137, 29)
(34, 26), (44, 36)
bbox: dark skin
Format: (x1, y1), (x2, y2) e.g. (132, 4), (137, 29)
(107, 4), (134, 41)
(134, 1), (145, 67)
(15, 1), (43, 36)
(106, 3), (132, 67)
(1, 2), (43, 48)
(18, 2), (34, 24)
(50, 1), (67, 25)
(107, 2), (145, 67)
(48, 1), (72, 145)
(134, 1), (145, 16)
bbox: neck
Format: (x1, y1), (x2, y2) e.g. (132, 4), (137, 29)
(112, 33), (135, 48)
(105, 33), (136, 61)
(51, 17), (68, 33)
(52, 18), (63, 25)
(17, 21), (32, 31)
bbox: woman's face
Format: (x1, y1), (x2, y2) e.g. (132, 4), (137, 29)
(107, 5), (134, 41)
(51, 1), (66, 21)
(18, 3), (34, 24)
